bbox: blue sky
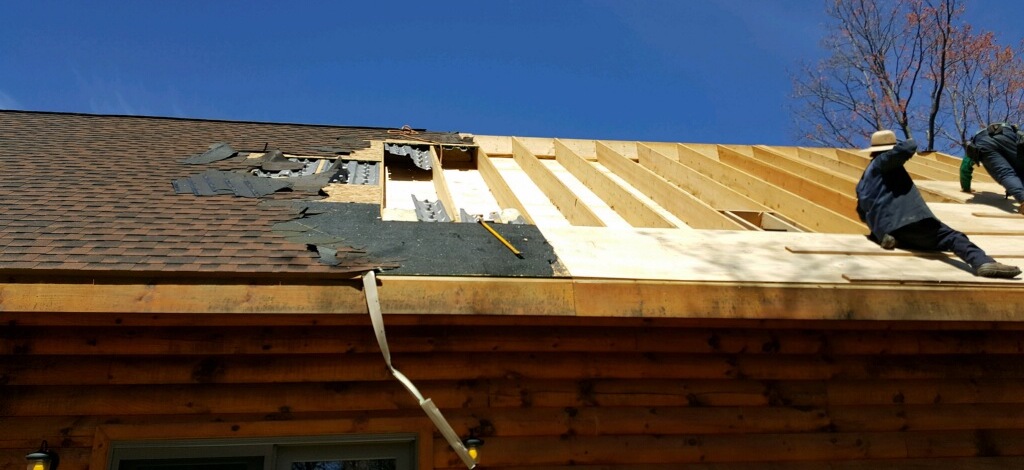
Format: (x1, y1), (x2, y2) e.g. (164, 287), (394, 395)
(0, 1), (1020, 145)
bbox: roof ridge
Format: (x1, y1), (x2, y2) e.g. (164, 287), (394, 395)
(0, 108), (450, 133)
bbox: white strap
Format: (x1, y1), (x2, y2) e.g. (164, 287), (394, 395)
(362, 271), (476, 469)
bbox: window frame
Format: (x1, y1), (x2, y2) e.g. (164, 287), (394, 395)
(93, 420), (434, 470)
(108, 433), (417, 470)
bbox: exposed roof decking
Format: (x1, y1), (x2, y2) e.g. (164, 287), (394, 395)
(471, 135), (1024, 288)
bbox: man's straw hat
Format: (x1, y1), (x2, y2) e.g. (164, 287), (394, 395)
(863, 130), (897, 153)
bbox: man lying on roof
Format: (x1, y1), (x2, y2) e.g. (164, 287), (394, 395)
(961, 122), (1024, 215)
(857, 130), (1021, 279)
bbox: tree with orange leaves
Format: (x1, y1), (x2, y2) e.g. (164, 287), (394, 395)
(792, 0), (1024, 153)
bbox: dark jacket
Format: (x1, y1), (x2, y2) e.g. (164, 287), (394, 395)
(856, 139), (935, 241)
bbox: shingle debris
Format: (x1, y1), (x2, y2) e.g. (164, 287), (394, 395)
(172, 169), (292, 198)
(183, 142), (239, 164)
(253, 149), (308, 173)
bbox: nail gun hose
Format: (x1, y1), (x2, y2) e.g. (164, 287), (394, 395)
(478, 220), (525, 258)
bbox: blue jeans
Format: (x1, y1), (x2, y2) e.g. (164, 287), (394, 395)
(891, 218), (994, 270)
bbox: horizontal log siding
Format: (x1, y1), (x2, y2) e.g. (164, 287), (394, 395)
(3, 315), (1024, 469)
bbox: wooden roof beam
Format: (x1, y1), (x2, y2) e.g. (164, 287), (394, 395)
(752, 146), (859, 195)
(511, 137), (605, 227)
(476, 148), (536, 224)
(918, 151), (996, 183)
(675, 144), (864, 234)
(932, 151), (967, 166)
(553, 139), (676, 229)
(797, 148), (954, 203)
(718, 146), (862, 222)
(429, 146), (460, 221)
(836, 148), (957, 181)
(827, 149), (962, 202)
(595, 142), (747, 230)
(796, 147), (865, 179)
(637, 143), (768, 212)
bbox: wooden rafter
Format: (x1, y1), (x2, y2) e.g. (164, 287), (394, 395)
(511, 137), (605, 227)
(717, 145), (861, 222)
(676, 144), (864, 234)
(476, 148), (535, 224)
(834, 148), (957, 182)
(429, 146), (459, 221)
(553, 139), (676, 229)
(637, 143), (767, 212)
(752, 146), (858, 195)
(796, 147), (865, 179)
(596, 142), (746, 230)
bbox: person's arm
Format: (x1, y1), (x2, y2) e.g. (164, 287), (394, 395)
(874, 139), (918, 173)
(960, 155), (974, 192)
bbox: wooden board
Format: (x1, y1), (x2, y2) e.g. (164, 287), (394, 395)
(637, 143), (768, 212)
(554, 139), (675, 229)
(752, 145), (859, 196)
(511, 137), (605, 226)
(930, 203), (1024, 235)
(441, 165), (500, 220)
(541, 159), (629, 228)
(718, 145), (862, 222)
(430, 146), (460, 221)
(476, 149), (535, 224)
(596, 142), (745, 230)
(676, 144), (864, 233)
(488, 156), (569, 226)
(796, 147), (866, 179)
(320, 183), (382, 204)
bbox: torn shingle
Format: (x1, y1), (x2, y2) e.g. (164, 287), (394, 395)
(172, 169), (293, 198)
(183, 142), (238, 164)
(255, 150), (307, 172)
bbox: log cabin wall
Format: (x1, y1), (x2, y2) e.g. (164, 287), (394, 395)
(4, 313), (1024, 469)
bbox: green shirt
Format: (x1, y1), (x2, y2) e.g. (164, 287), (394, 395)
(960, 153), (976, 192)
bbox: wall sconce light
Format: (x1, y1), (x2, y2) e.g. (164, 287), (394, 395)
(463, 437), (484, 463)
(25, 441), (59, 470)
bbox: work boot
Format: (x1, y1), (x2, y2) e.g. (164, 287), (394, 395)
(1017, 204), (1024, 216)
(977, 262), (1022, 279)
(880, 234), (897, 250)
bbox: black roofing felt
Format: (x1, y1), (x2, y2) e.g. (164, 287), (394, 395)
(274, 203), (558, 277)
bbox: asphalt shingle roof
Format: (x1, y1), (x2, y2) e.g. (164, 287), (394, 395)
(0, 111), (466, 276)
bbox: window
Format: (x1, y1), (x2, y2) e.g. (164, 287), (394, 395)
(109, 435), (416, 470)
